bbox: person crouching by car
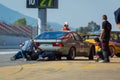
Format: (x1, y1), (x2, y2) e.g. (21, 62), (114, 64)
(36, 48), (62, 61)
(37, 51), (56, 61)
(30, 48), (43, 60)
(10, 38), (37, 61)
(94, 38), (104, 62)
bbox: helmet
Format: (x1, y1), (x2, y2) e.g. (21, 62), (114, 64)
(64, 22), (69, 25)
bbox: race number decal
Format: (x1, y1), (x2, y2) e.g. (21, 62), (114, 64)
(26, 0), (58, 8)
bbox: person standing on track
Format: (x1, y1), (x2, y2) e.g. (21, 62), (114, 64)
(99, 15), (112, 63)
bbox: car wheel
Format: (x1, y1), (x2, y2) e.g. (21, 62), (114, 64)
(56, 55), (61, 60)
(67, 47), (76, 60)
(115, 53), (120, 57)
(109, 46), (115, 57)
(88, 46), (95, 60)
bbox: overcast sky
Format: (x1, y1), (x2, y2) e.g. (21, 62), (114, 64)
(0, 0), (120, 31)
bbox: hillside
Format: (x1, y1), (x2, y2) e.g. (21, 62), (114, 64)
(0, 4), (37, 26)
(0, 4), (75, 31)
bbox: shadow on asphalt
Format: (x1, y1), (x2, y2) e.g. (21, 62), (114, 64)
(35, 58), (95, 62)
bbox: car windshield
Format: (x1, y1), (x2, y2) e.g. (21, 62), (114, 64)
(35, 31), (68, 39)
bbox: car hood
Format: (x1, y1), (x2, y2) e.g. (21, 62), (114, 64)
(85, 39), (96, 44)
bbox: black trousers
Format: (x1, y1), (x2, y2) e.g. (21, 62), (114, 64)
(102, 40), (110, 62)
(22, 51), (32, 60)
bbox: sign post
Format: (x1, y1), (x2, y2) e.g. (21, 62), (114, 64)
(38, 9), (47, 34)
(26, 0), (58, 34)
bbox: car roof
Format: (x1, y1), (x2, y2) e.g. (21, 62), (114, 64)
(111, 31), (120, 33)
(39, 30), (77, 34)
(44, 30), (72, 32)
(82, 34), (100, 36)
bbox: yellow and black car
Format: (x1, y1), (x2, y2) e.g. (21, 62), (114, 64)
(83, 32), (120, 57)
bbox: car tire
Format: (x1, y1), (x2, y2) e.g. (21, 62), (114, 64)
(67, 47), (76, 60)
(115, 53), (120, 57)
(88, 46), (95, 60)
(56, 55), (61, 60)
(109, 46), (115, 57)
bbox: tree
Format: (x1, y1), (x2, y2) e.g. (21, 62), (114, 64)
(76, 28), (79, 33)
(76, 21), (100, 34)
(46, 24), (53, 31)
(13, 18), (27, 26)
(79, 27), (84, 33)
(87, 21), (100, 32)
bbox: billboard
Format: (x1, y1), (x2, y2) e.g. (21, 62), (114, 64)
(26, 0), (58, 8)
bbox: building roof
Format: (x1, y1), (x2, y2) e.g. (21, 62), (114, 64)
(0, 22), (32, 37)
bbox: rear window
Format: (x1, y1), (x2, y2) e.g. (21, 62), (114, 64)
(35, 31), (68, 39)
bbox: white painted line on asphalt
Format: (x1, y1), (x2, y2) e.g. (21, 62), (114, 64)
(0, 51), (17, 54)
(0, 49), (19, 54)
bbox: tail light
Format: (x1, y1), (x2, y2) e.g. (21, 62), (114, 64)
(52, 42), (64, 47)
(35, 42), (40, 47)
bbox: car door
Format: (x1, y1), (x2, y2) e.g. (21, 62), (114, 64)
(72, 32), (85, 56)
(61, 32), (77, 55)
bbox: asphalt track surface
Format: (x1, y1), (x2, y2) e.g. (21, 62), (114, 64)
(0, 49), (120, 80)
(0, 49), (37, 67)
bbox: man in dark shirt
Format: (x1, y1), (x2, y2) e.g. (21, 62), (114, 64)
(99, 15), (112, 63)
